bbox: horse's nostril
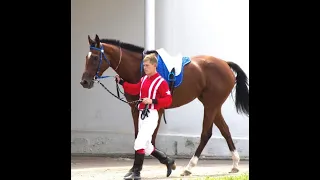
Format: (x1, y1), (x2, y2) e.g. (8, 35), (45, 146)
(80, 80), (88, 85)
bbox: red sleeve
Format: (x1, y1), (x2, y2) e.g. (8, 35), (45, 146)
(155, 80), (172, 108)
(123, 80), (141, 95)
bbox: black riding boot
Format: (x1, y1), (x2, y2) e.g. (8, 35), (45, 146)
(123, 167), (133, 178)
(123, 152), (141, 178)
(124, 152), (145, 180)
(151, 148), (176, 177)
(123, 153), (135, 178)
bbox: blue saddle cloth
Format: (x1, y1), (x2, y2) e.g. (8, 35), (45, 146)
(156, 55), (191, 88)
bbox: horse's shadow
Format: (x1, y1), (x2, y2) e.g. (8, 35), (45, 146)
(142, 167), (246, 179)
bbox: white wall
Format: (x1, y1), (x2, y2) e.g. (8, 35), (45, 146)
(155, 0), (249, 136)
(154, 0), (249, 158)
(71, 0), (249, 159)
(71, 0), (144, 132)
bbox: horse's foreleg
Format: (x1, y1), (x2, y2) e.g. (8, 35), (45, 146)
(151, 109), (163, 145)
(181, 105), (218, 176)
(131, 107), (140, 139)
(214, 111), (240, 173)
(123, 106), (140, 178)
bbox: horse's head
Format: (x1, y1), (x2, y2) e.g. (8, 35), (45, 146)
(80, 34), (111, 89)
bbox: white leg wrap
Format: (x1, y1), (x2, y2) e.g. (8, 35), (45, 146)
(231, 150), (240, 169)
(185, 156), (199, 172)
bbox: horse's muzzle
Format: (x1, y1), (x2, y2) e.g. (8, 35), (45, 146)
(80, 79), (94, 89)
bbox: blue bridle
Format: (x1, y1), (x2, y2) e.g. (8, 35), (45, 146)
(89, 43), (113, 80)
(89, 43), (146, 80)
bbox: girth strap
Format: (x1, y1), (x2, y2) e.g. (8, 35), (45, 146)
(168, 68), (176, 95)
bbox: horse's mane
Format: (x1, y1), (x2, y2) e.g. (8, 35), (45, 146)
(100, 39), (145, 53)
(100, 38), (157, 55)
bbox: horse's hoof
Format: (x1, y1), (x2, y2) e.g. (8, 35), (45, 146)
(180, 170), (192, 176)
(171, 162), (176, 170)
(166, 161), (177, 177)
(229, 167), (239, 173)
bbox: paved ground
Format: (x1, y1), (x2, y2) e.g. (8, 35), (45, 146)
(71, 156), (249, 180)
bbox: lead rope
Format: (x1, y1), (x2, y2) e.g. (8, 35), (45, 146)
(95, 78), (142, 105)
(140, 104), (150, 120)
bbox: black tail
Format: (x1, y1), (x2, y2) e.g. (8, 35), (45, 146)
(227, 62), (249, 116)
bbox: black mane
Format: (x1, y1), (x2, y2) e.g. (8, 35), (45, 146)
(99, 38), (158, 55)
(100, 39), (146, 54)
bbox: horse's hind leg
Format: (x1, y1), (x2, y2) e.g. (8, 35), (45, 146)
(181, 102), (218, 176)
(214, 111), (240, 173)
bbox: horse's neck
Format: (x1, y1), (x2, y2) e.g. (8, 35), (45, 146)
(113, 49), (142, 84)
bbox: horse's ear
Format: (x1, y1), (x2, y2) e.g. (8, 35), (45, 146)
(88, 35), (94, 45)
(95, 34), (100, 45)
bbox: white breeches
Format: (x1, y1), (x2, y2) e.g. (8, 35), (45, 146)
(134, 109), (159, 156)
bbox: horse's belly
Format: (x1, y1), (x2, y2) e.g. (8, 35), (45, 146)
(168, 62), (204, 108)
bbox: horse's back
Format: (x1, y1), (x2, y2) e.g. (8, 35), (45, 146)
(168, 58), (205, 108)
(191, 55), (236, 93)
(168, 55), (236, 108)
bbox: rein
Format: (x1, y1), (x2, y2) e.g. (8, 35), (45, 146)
(90, 43), (142, 105)
(94, 78), (142, 105)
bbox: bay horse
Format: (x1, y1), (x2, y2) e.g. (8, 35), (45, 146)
(80, 34), (249, 176)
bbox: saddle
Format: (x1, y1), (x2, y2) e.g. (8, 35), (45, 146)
(142, 48), (191, 109)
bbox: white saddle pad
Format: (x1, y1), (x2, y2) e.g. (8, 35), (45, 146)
(156, 48), (183, 76)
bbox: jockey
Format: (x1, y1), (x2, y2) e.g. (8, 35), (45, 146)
(116, 53), (176, 180)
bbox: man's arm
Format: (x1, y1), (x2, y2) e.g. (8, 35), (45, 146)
(152, 80), (172, 108)
(119, 79), (141, 95)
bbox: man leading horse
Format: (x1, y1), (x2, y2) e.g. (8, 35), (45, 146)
(115, 53), (176, 180)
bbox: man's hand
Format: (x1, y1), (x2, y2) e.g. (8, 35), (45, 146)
(142, 98), (153, 104)
(115, 75), (121, 83)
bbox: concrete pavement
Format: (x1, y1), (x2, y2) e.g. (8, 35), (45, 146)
(71, 156), (249, 180)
